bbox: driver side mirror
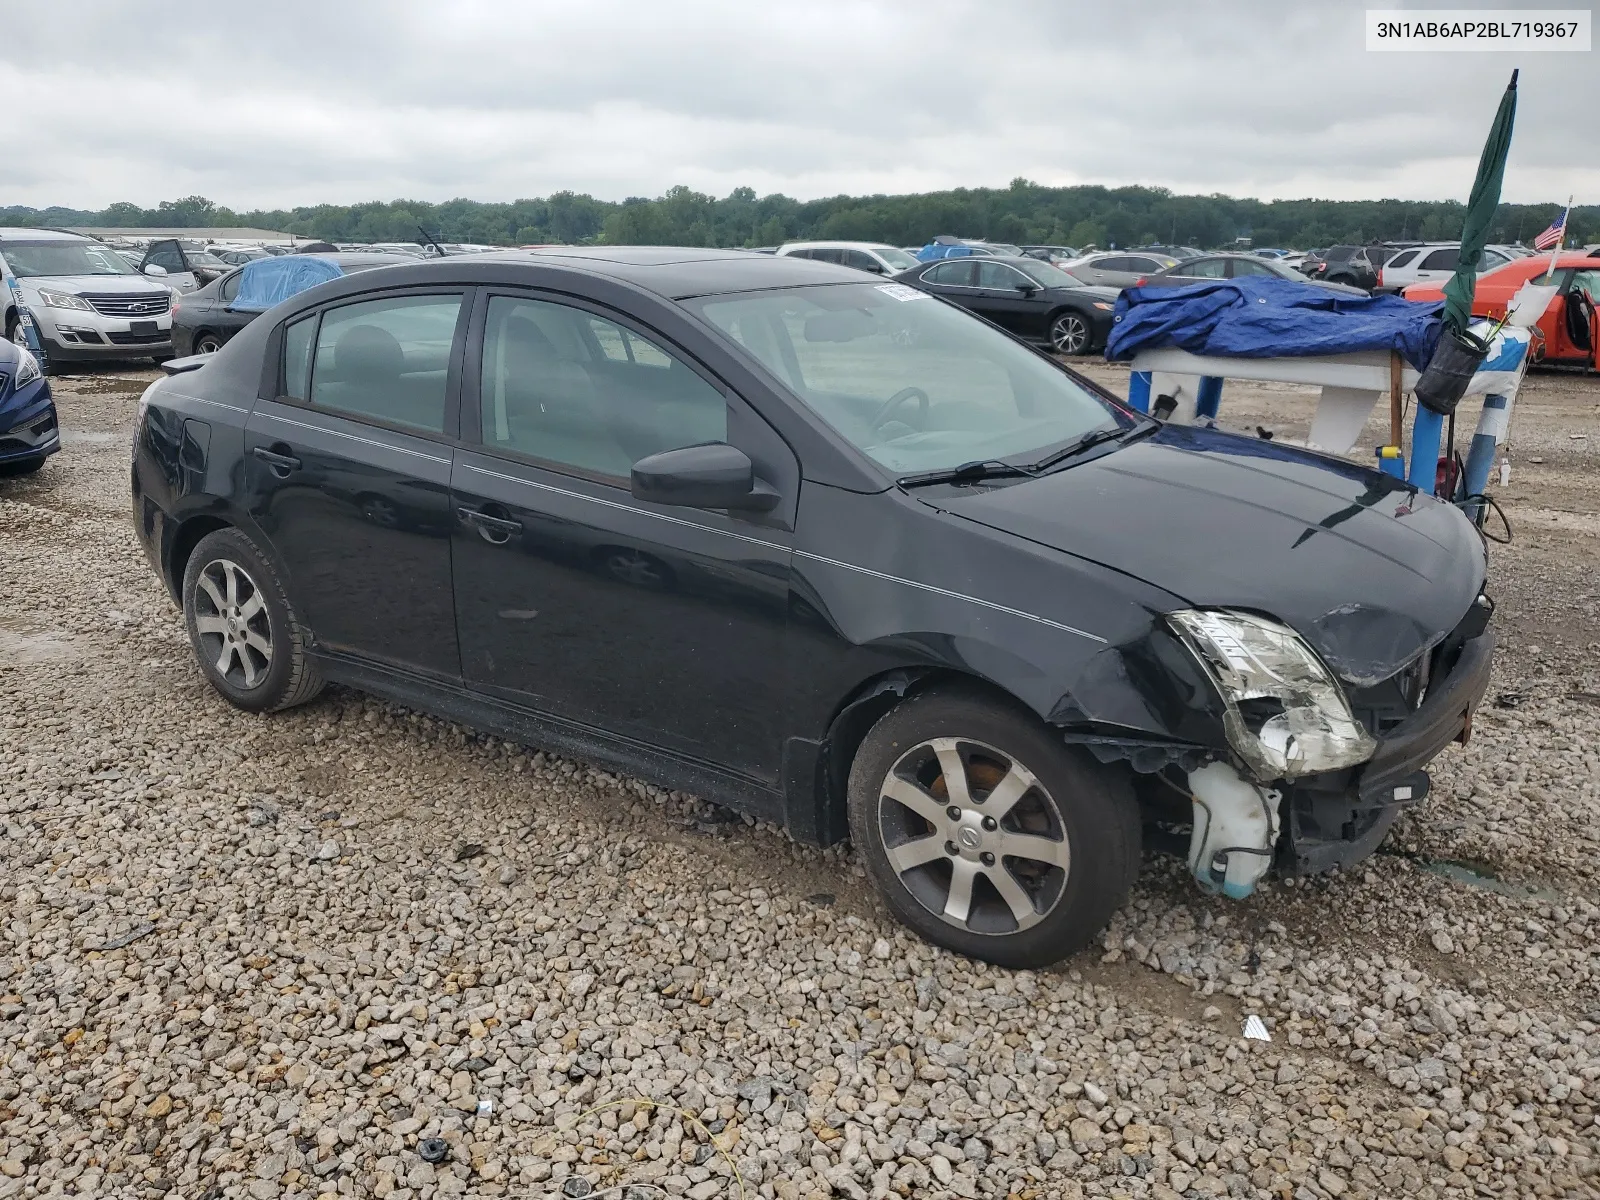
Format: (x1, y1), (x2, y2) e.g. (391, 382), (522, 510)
(631, 443), (780, 512)
(1016, 281), (1038, 295)
(143, 264), (169, 277)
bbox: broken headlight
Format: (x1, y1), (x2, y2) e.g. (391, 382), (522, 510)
(1168, 609), (1376, 781)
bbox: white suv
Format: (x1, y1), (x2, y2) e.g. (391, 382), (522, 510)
(0, 228), (176, 365)
(1376, 242), (1515, 293)
(775, 241), (921, 276)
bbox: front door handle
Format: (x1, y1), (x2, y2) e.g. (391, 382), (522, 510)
(252, 444), (301, 476)
(458, 505), (523, 545)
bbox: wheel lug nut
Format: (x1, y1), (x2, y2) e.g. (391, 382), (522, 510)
(982, 816), (997, 831)
(944, 841), (958, 856)
(945, 806), (961, 821)
(980, 852), (995, 866)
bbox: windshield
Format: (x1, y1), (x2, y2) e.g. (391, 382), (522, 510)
(874, 247), (919, 270)
(184, 248), (229, 268)
(0, 241), (141, 278)
(688, 283), (1125, 475)
(1014, 259), (1086, 288)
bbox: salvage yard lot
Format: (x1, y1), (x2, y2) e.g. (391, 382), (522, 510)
(1, 363), (1598, 1199)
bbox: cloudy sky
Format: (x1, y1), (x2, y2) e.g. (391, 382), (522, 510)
(2, 0), (1594, 210)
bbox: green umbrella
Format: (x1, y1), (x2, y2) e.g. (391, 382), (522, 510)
(1442, 70), (1518, 335)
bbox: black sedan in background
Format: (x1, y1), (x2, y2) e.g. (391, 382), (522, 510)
(131, 247), (1496, 968)
(892, 256), (1119, 355)
(173, 252), (415, 356)
(1138, 253), (1368, 296)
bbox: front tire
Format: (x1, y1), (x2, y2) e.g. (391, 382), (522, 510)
(847, 686), (1140, 968)
(1049, 311), (1092, 356)
(181, 528), (323, 713)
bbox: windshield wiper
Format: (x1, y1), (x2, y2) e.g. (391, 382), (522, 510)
(897, 459), (1038, 488)
(1027, 421), (1154, 472)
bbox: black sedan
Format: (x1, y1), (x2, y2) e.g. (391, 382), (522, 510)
(1138, 253), (1369, 295)
(132, 247), (1494, 967)
(892, 256), (1118, 354)
(173, 252), (415, 357)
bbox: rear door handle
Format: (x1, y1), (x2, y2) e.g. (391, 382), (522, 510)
(457, 505), (523, 544)
(252, 444), (301, 476)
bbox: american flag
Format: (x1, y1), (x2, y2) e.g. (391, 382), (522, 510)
(1533, 207), (1568, 251)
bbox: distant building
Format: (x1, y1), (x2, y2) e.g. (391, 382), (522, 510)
(67, 227), (299, 246)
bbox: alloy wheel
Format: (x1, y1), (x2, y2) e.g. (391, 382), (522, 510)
(876, 736), (1070, 935)
(196, 335), (222, 355)
(192, 558), (273, 689)
(1051, 314), (1089, 355)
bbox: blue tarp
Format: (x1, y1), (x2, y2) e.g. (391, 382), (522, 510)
(1105, 277), (1445, 371)
(232, 256), (344, 313)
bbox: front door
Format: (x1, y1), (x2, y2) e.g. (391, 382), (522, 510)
(243, 289), (469, 681)
(142, 240), (197, 292)
(449, 291), (796, 782)
(972, 260), (1045, 337)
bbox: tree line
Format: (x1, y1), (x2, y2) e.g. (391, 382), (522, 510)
(4, 181), (1593, 251)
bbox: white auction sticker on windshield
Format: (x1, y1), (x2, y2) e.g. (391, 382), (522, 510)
(876, 283), (931, 302)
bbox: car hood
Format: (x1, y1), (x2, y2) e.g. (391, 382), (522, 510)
(1053, 285), (1121, 303)
(925, 423), (1486, 685)
(14, 274), (166, 295)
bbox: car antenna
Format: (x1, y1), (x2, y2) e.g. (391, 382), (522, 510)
(418, 226), (451, 257)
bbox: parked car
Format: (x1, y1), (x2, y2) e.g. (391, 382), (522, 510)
(1374, 242), (1516, 293)
(1299, 244), (1394, 291)
(1, 228), (175, 364)
(212, 247), (273, 266)
(893, 255), (1117, 354)
(1138, 253), (1368, 295)
(914, 236), (1017, 262)
(1020, 245), (1080, 263)
(131, 246), (1495, 966)
(1404, 253), (1600, 369)
(137, 239), (233, 293)
(776, 241), (921, 276)
(173, 252), (415, 357)
(0, 339), (56, 476)
(1061, 251), (1180, 289)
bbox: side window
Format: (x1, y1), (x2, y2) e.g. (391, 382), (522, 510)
(1569, 270), (1600, 299)
(1128, 257), (1163, 274)
(308, 294), (462, 433)
(479, 296), (727, 481)
(841, 249), (884, 274)
(1095, 257), (1128, 273)
(1420, 248), (1459, 272)
(1386, 250), (1420, 270)
(219, 272), (242, 303)
(786, 248), (813, 260)
(976, 261), (1027, 289)
(1182, 258), (1230, 278)
(1228, 259), (1273, 277)
(282, 314), (316, 401)
(1479, 249), (1509, 269)
(812, 248), (846, 265)
(926, 261), (976, 286)
(146, 243), (185, 272)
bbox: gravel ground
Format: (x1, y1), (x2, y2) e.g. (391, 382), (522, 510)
(1, 361), (1598, 1200)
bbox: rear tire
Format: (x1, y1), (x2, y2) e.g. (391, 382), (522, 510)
(194, 332), (223, 355)
(181, 527), (323, 713)
(847, 685), (1140, 968)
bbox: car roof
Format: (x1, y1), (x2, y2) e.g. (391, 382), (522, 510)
(777, 240), (901, 252)
(469, 245), (866, 298)
(0, 227), (93, 243)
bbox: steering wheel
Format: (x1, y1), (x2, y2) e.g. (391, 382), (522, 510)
(869, 386), (930, 434)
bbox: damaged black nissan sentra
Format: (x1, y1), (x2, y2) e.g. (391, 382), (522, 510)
(131, 247), (1494, 967)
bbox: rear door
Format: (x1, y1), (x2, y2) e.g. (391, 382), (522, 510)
(916, 259), (981, 309)
(449, 290), (797, 781)
(243, 288), (469, 681)
(1413, 247), (1459, 285)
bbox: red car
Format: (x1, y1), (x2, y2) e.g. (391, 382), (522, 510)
(1404, 252), (1600, 369)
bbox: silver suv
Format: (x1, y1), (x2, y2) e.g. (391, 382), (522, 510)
(0, 228), (176, 365)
